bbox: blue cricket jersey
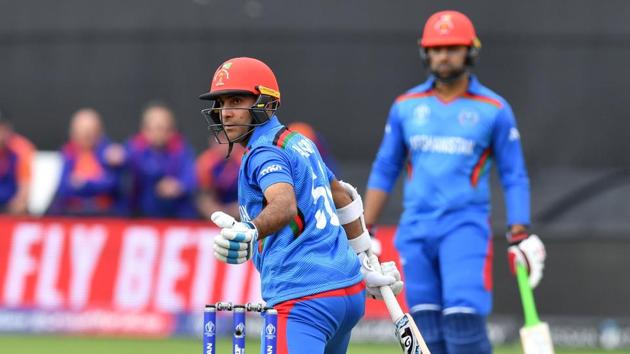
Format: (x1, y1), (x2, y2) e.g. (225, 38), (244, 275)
(239, 116), (361, 307)
(368, 75), (530, 228)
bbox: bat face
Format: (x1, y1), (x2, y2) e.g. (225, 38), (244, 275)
(394, 313), (430, 354)
(520, 322), (555, 354)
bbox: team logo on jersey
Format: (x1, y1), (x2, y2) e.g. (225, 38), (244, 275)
(458, 109), (479, 127)
(259, 164), (282, 177)
(412, 105), (431, 126)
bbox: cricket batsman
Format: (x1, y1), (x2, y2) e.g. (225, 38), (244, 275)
(364, 10), (547, 354)
(199, 57), (403, 354)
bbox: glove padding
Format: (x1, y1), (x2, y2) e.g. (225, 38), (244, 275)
(507, 233), (546, 288)
(359, 252), (403, 300)
(211, 211), (257, 264)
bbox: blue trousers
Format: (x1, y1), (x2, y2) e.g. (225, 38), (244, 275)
(396, 213), (493, 316)
(272, 282), (365, 354)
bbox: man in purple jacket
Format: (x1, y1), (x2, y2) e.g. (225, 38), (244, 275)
(126, 102), (197, 218)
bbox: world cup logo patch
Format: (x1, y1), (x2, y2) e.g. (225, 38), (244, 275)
(204, 321), (215, 336)
(413, 105), (431, 126)
(234, 323), (245, 338)
(265, 323), (276, 339)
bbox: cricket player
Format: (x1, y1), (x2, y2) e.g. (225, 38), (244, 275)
(200, 57), (403, 354)
(364, 11), (547, 354)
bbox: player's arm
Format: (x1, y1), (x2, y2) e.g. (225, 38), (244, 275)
(252, 182), (296, 237)
(332, 180), (383, 255)
(364, 102), (407, 228)
(210, 182), (296, 264)
(364, 188), (389, 230)
(492, 103), (530, 228)
(492, 103), (546, 288)
(331, 178), (403, 300)
(210, 147), (296, 264)
(330, 178), (363, 239)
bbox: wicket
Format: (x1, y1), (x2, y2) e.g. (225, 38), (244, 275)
(203, 302), (278, 354)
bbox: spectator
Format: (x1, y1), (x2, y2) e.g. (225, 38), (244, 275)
(47, 108), (127, 216)
(287, 121), (340, 175)
(126, 102), (196, 218)
(0, 114), (36, 215)
(196, 139), (243, 219)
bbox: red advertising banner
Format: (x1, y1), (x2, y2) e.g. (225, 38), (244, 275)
(0, 216), (404, 335)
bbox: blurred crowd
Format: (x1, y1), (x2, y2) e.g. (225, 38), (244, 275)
(0, 103), (338, 219)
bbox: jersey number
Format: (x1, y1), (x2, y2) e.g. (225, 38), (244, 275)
(312, 185), (340, 229)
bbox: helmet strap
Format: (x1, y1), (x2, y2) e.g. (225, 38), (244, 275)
(250, 95), (280, 124)
(225, 142), (234, 158)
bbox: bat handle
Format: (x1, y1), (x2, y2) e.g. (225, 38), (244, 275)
(380, 285), (405, 322)
(367, 255), (404, 322)
(516, 264), (541, 326)
(368, 256), (432, 354)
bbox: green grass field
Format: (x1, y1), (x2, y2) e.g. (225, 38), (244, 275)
(0, 335), (625, 354)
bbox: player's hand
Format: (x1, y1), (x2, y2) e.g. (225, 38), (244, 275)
(104, 144), (126, 166)
(359, 252), (403, 300)
(507, 232), (546, 288)
(211, 211), (258, 264)
(156, 177), (184, 198)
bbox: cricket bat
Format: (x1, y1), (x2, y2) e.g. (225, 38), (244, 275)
(369, 257), (431, 354)
(516, 264), (555, 354)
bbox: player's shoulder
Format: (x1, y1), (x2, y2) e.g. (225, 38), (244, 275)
(244, 142), (289, 170)
(251, 125), (314, 155)
(465, 76), (511, 111)
(241, 143), (294, 186)
(393, 81), (434, 105)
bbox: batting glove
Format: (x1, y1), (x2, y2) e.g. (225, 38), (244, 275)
(359, 252), (404, 300)
(507, 232), (546, 288)
(211, 211), (258, 264)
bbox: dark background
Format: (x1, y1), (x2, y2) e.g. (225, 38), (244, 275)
(1, 0), (629, 317)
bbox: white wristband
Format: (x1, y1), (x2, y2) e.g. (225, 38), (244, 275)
(336, 197), (363, 225)
(348, 230), (371, 254)
(336, 180), (364, 225)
